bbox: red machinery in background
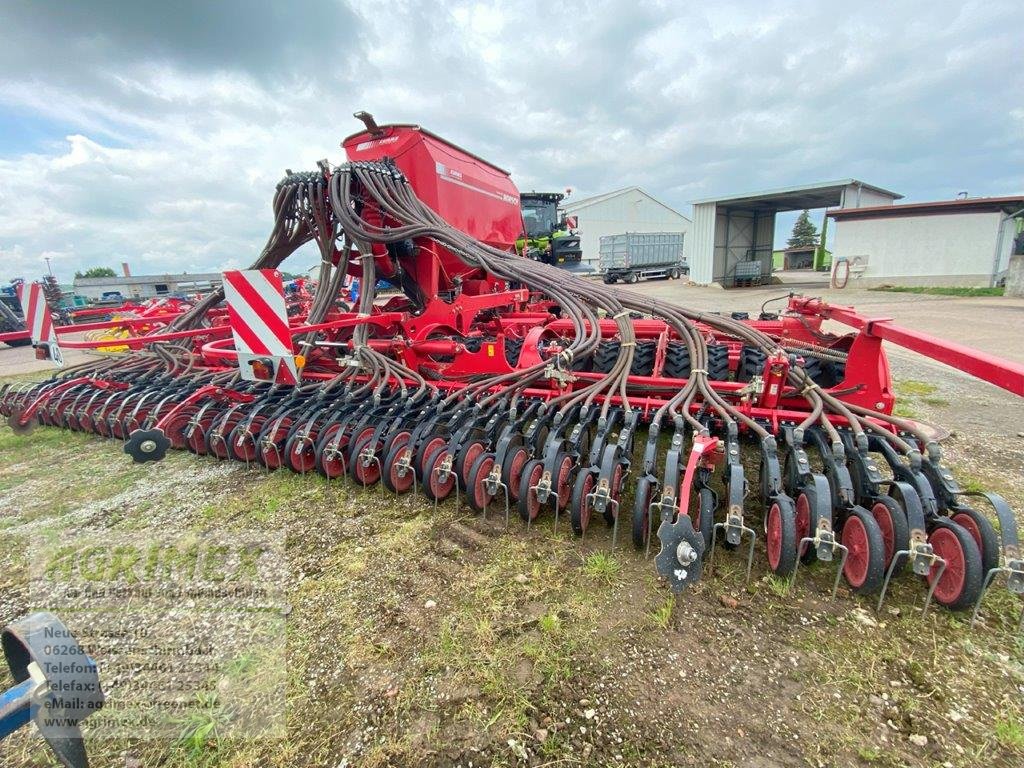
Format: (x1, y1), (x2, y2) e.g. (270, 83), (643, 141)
(2, 114), (1022, 629)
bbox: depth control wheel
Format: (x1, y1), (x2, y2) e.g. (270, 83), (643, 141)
(632, 476), (655, 550)
(518, 459), (545, 522)
(765, 498), (797, 577)
(927, 521), (983, 612)
(570, 469), (596, 536)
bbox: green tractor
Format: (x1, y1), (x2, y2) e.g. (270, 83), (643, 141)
(517, 192), (584, 269)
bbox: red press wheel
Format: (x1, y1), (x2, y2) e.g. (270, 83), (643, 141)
(840, 508), (885, 594)
(315, 426), (347, 479)
(348, 426), (376, 466)
(570, 470), (595, 536)
(794, 493), (812, 559)
(870, 496), (909, 570)
(467, 453), (497, 513)
(765, 500), (797, 577)
(350, 434), (382, 486)
(186, 421), (209, 455)
(950, 508), (999, 578)
(416, 436), (447, 481)
(502, 446), (530, 502)
(927, 523), (983, 612)
(456, 441), (486, 488)
(285, 433), (317, 473)
(554, 453), (575, 511)
(517, 459), (545, 522)
(383, 440), (415, 494)
(422, 447), (456, 502)
(163, 413), (192, 450)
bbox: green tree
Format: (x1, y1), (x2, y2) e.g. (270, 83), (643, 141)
(75, 267), (118, 279)
(787, 209), (819, 248)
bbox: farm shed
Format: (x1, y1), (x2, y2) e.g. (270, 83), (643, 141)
(562, 187), (691, 269)
(828, 196), (1024, 288)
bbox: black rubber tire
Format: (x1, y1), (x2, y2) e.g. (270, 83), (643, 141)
(3, 338), (32, 348)
(455, 440), (487, 488)
(629, 340), (656, 376)
(571, 469), (596, 537)
(632, 476), (655, 550)
(505, 337), (524, 367)
(696, 487), (716, 552)
(927, 520), (984, 612)
(736, 346), (767, 382)
(707, 344), (730, 381)
(663, 341), (691, 379)
(382, 439), (415, 494)
(826, 359), (847, 387)
(840, 507), (887, 595)
(668, 268), (680, 280)
(625, 272), (639, 284)
(765, 498), (798, 577)
(591, 340), (621, 374)
(466, 451), (496, 514)
(421, 446), (455, 503)
(950, 507), (1000, 581)
(801, 356), (828, 386)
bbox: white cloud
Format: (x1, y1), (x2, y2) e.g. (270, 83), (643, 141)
(0, 0), (1020, 283)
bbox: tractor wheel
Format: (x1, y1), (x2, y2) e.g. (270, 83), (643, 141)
(950, 507), (1000, 579)
(632, 476), (655, 550)
(927, 521), (983, 612)
(840, 508), (886, 594)
(765, 498), (798, 577)
(505, 337), (524, 367)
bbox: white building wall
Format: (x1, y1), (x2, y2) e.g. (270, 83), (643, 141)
(568, 192), (690, 269)
(841, 184), (898, 209)
(689, 202), (717, 284)
(832, 211), (1003, 287)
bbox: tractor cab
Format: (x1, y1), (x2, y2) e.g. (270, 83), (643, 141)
(518, 192), (583, 268)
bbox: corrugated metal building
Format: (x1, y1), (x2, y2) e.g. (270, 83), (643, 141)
(73, 272), (222, 300)
(562, 187), (691, 269)
(828, 196), (1024, 288)
(689, 180), (901, 285)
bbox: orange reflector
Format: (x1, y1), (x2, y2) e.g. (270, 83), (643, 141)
(294, 354), (306, 369)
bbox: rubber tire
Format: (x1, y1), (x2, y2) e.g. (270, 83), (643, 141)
(695, 487), (716, 552)
(707, 344), (730, 381)
(502, 445), (530, 502)
(765, 499), (798, 577)
(927, 521), (984, 612)
(736, 346), (767, 382)
(571, 469), (596, 537)
(466, 452), (496, 514)
(629, 341), (656, 376)
(632, 476), (655, 550)
(870, 495), (910, 572)
(840, 508), (886, 595)
(382, 438), (415, 494)
(951, 507), (1000, 579)
(422, 446), (456, 503)
(625, 272), (639, 284)
(517, 458), (545, 522)
(663, 341), (691, 379)
(350, 433), (382, 486)
(591, 340), (621, 374)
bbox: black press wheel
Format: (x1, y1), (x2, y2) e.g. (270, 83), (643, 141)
(632, 476), (655, 550)
(571, 469), (596, 537)
(518, 458), (545, 522)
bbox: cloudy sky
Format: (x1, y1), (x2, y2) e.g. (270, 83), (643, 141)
(0, 0), (1020, 283)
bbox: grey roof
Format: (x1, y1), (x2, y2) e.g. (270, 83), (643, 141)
(690, 179), (903, 211)
(563, 186), (691, 221)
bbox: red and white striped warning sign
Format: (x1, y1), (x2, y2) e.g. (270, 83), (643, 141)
(223, 269), (298, 384)
(16, 281), (63, 367)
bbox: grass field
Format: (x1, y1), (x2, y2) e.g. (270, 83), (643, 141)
(868, 286), (1005, 297)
